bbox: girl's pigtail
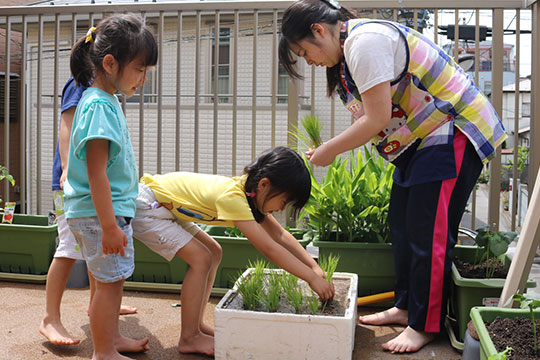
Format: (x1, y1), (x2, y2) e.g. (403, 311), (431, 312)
(70, 29), (95, 87)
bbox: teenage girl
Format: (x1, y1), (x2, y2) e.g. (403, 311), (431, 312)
(131, 146), (335, 356)
(64, 14), (158, 360)
(279, 0), (506, 353)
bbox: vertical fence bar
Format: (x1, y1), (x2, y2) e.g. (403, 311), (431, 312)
(413, 9), (418, 30)
(530, 2), (540, 195)
(157, 11), (164, 174)
(139, 11), (146, 177)
(213, 10), (219, 174)
(433, 9), (438, 45)
(311, 66), (315, 116)
(232, 9), (238, 175)
(3, 16), (11, 202)
(271, 9), (278, 147)
(36, 14), (43, 214)
(20, 15), (27, 213)
(489, 8), (504, 232)
(454, 9), (460, 60)
(194, 10), (201, 172)
(72, 13), (77, 49)
(53, 14), (60, 156)
(471, 9), (481, 230)
(251, 10), (258, 160)
(176, 11), (182, 171)
(511, 9), (520, 231)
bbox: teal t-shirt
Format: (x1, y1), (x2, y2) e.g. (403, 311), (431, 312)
(64, 87), (138, 219)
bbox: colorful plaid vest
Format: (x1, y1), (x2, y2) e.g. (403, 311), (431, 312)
(339, 19), (507, 164)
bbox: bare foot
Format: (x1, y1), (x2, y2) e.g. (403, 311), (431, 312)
(200, 322), (214, 336)
(119, 305), (137, 315)
(40, 319), (81, 345)
(381, 326), (435, 353)
(87, 305), (137, 316)
(115, 335), (150, 353)
(178, 332), (214, 357)
(92, 352), (135, 360)
(358, 307), (408, 326)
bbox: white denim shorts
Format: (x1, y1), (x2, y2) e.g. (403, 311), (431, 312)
(67, 216), (135, 283)
(131, 183), (200, 261)
(52, 191), (84, 260)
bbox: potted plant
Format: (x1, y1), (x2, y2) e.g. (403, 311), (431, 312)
(291, 115), (395, 297)
(0, 166), (58, 282)
(470, 293), (540, 360)
(214, 258), (358, 360)
(446, 228), (536, 349)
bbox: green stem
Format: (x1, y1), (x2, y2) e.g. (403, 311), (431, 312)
(532, 306), (538, 353)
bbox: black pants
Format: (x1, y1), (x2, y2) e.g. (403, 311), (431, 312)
(388, 131), (483, 332)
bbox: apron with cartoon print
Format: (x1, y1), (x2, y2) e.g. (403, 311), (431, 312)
(338, 19), (506, 166)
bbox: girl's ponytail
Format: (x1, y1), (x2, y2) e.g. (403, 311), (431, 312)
(70, 28), (95, 87)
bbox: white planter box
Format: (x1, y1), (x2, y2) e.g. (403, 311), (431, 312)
(214, 269), (358, 360)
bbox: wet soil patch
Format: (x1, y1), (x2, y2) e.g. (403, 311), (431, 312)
(487, 316), (540, 359)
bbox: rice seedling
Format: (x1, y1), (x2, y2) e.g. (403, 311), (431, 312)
(319, 253), (340, 311)
(289, 115), (323, 150)
(282, 272), (304, 313)
(306, 290), (320, 315)
(260, 271), (282, 312)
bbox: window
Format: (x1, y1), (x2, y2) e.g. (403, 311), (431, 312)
(277, 65), (289, 104)
(0, 74), (19, 123)
(522, 101), (531, 117)
(211, 27), (231, 103)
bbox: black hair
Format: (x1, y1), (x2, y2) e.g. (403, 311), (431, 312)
(70, 13), (158, 87)
(279, 0), (356, 96)
(244, 146), (311, 223)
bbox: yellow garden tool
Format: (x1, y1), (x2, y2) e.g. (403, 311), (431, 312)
(357, 291), (395, 306)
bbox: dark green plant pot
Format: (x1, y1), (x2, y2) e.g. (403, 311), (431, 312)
(0, 213), (57, 275)
(448, 245), (536, 347)
(470, 306), (540, 360)
(128, 238), (189, 284)
(128, 226), (309, 289)
(313, 239), (395, 296)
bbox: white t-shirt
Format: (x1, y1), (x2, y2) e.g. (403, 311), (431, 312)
(343, 21), (408, 95)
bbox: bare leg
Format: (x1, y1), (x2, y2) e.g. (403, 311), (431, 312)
(381, 326), (435, 353)
(89, 278), (146, 360)
(358, 307), (408, 326)
(88, 272), (137, 316)
(40, 257), (81, 345)
(192, 230), (222, 336)
(175, 239), (215, 356)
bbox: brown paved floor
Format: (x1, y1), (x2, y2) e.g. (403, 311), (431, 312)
(0, 281), (461, 360)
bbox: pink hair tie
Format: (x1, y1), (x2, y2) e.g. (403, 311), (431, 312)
(245, 191), (256, 198)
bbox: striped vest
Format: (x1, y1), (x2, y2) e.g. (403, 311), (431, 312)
(340, 19), (507, 164)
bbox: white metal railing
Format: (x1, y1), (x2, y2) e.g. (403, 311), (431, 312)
(0, 0), (538, 233)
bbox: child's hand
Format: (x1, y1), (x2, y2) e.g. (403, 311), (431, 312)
(306, 143), (335, 167)
(308, 274), (335, 301)
(101, 224), (128, 256)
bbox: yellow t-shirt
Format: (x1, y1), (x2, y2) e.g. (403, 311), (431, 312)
(140, 172), (254, 227)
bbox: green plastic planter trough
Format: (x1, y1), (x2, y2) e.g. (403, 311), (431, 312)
(470, 306), (540, 360)
(446, 245), (536, 351)
(0, 214), (57, 277)
(126, 226), (309, 292)
(313, 239), (395, 297)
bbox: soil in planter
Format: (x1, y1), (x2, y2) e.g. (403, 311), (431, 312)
(223, 277), (351, 316)
(454, 258), (508, 279)
(487, 316), (540, 360)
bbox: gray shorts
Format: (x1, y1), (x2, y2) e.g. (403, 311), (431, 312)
(67, 216), (135, 283)
(131, 183), (201, 261)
